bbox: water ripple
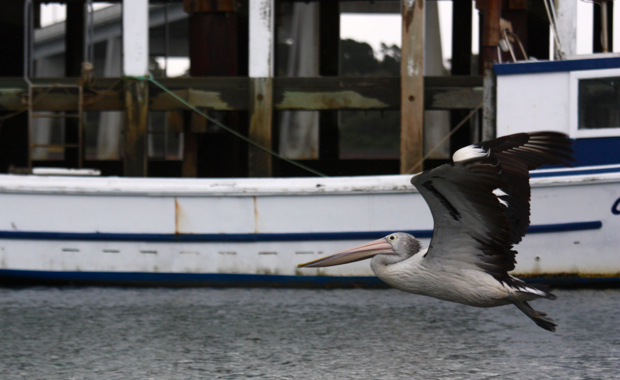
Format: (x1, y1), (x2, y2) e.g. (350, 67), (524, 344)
(0, 287), (618, 379)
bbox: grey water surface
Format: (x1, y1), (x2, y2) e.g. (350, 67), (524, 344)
(0, 287), (618, 379)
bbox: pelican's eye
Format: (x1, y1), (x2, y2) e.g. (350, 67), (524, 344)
(387, 235), (397, 241)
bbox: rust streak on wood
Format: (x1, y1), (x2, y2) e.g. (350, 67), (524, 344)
(400, 0), (425, 174)
(248, 77), (273, 177)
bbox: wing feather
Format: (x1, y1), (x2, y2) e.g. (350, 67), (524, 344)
(411, 132), (574, 285)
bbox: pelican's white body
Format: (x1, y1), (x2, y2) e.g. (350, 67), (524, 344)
(371, 248), (544, 307)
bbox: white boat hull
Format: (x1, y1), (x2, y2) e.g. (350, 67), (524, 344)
(0, 166), (619, 286)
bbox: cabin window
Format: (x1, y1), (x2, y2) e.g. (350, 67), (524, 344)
(570, 68), (620, 138)
(578, 77), (620, 130)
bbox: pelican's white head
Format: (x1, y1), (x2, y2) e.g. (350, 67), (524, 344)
(297, 232), (422, 268)
(372, 232), (422, 266)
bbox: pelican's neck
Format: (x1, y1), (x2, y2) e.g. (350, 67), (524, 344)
(370, 248), (427, 274)
(370, 249), (429, 293)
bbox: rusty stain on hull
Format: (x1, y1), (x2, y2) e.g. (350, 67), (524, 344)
(253, 196), (259, 234)
(175, 197), (181, 234)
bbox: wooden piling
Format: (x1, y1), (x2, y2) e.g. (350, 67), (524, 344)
(123, 80), (149, 176)
(248, 0), (274, 177)
(186, 0), (243, 178)
(478, 0), (501, 141)
(450, 0), (473, 152)
(400, 0), (425, 174)
(0, 0), (28, 172)
(248, 77), (273, 177)
(122, 0), (149, 177)
(64, 0), (86, 168)
(318, 1), (340, 162)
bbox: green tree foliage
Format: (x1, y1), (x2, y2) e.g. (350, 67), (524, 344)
(340, 40), (400, 77)
(339, 40), (401, 158)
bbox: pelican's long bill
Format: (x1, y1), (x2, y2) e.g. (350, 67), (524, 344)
(297, 238), (395, 268)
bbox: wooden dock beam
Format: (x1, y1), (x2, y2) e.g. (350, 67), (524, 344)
(400, 0), (425, 174)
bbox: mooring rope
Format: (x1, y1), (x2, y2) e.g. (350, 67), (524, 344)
(405, 102), (483, 175)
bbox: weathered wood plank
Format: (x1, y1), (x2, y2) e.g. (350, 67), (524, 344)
(400, 0), (424, 174)
(0, 77), (483, 112)
(248, 77), (273, 177)
(1, 76), (481, 89)
(150, 78), (249, 110)
(426, 87), (483, 110)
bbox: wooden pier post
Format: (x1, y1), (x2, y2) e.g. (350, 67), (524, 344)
(122, 0), (149, 177)
(400, 0), (425, 174)
(124, 81), (149, 177)
(450, 0), (473, 152)
(249, 77), (273, 177)
(0, 0), (28, 172)
(185, 0), (243, 178)
(248, 0), (274, 177)
(594, 0), (614, 53)
(555, 0), (577, 58)
(478, 0), (501, 142)
(318, 1), (340, 163)
(64, 0), (86, 169)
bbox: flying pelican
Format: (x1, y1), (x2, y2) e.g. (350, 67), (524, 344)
(298, 132), (574, 332)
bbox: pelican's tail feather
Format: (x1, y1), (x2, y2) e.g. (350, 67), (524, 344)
(509, 297), (557, 332)
(508, 276), (557, 300)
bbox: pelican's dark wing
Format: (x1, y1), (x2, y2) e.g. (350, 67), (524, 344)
(410, 132), (574, 284)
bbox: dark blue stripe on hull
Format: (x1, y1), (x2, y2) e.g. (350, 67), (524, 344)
(0, 269), (388, 288)
(494, 57), (620, 75)
(572, 138), (620, 167)
(531, 164), (620, 178)
(0, 221), (602, 243)
(527, 221), (602, 233)
(0, 269), (618, 289)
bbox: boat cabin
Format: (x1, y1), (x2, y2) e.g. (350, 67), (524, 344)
(496, 56), (620, 167)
